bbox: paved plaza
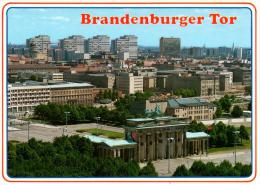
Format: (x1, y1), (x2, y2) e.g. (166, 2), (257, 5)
(8, 122), (124, 142)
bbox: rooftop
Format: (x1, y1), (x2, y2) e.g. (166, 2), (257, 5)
(168, 97), (214, 108)
(126, 118), (154, 123)
(186, 132), (210, 139)
(84, 135), (137, 147)
(9, 81), (94, 89)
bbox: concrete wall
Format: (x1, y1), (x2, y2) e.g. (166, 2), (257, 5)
(201, 118), (251, 125)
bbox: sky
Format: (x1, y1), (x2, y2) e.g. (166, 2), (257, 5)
(7, 7), (251, 47)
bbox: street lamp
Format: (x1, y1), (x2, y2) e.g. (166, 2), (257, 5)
(167, 137), (175, 174)
(233, 131), (240, 165)
(64, 111), (70, 135)
(27, 121), (30, 141)
(95, 116), (101, 135)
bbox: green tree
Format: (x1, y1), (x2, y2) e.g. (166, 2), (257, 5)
(245, 86), (251, 95)
(188, 120), (207, 132)
(219, 95), (232, 113)
(189, 160), (206, 176)
(216, 160), (233, 176)
(248, 101), (251, 111)
(226, 125), (236, 146)
(173, 165), (190, 176)
(30, 75), (37, 81)
(231, 105), (243, 118)
(174, 88), (197, 97)
(124, 160), (140, 176)
(239, 125), (249, 141)
(203, 162), (218, 176)
(139, 161), (158, 176)
(240, 164), (252, 176)
(214, 104), (223, 118)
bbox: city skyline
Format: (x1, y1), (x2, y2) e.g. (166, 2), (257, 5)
(8, 34), (250, 49)
(8, 7), (251, 47)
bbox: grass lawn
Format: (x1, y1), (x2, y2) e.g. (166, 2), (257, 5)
(245, 127), (252, 134)
(76, 128), (124, 139)
(208, 139), (251, 153)
(208, 126), (252, 153)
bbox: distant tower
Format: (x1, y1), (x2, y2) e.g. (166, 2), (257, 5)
(202, 44), (206, 57)
(231, 42), (235, 57)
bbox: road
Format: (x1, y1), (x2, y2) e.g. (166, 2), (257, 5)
(8, 123), (124, 142)
(147, 149), (252, 176)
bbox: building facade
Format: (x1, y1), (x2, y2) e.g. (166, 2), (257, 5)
(59, 35), (85, 53)
(116, 72), (143, 94)
(111, 35), (138, 59)
(59, 35), (85, 60)
(8, 82), (95, 113)
(229, 67), (251, 86)
(160, 37), (181, 58)
(85, 35), (110, 54)
(8, 84), (50, 113)
(86, 117), (210, 162)
(8, 64), (61, 80)
(166, 98), (217, 120)
(26, 35), (51, 59)
(166, 73), (220, 97)
(49, 83), (94, 105)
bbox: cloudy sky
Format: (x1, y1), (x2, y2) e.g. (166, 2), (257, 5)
(7, 7), (251, 47)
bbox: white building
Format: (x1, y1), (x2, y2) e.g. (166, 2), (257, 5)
(116, 73), (143, 94)
(8, 82), (94, 113)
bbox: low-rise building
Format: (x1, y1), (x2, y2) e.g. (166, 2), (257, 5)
(8, 64), (60, 74)
(64, 72), (115, 89)
(166, 98), (216, 120)
(130, 99), (168, 115)
(8, 82), (96, 113)
(49, 83), (94, 105)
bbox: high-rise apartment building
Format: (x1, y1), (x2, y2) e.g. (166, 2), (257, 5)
(59, 35), (85, 53)
(26, 35), (51, 58)
(85, 35), (110, 54)
(160, 37), (181, 58)
(111, 35), (138, 59)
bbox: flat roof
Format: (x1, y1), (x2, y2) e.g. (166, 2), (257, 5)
(9, 82), (94, 89)
(168, 98), (214, 108)
(154, 116), (175, 121)
(186, 132), (210, 139)
(136, 123), (188, 129)
(48, 82), (93, 89)
(126, 118), (154, 122)
(84, 135), (137, 147)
